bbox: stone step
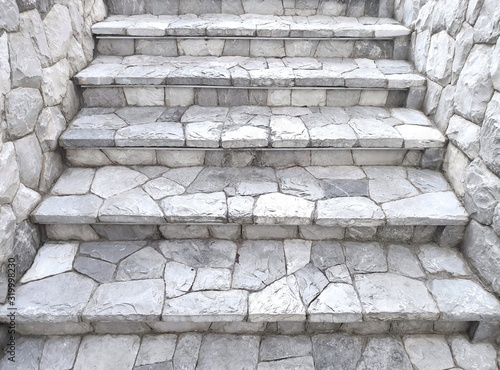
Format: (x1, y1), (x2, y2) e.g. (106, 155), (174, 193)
(32, 165), (468, 228)
(2, 240), (499, 336)
(60, 106), (445, 151)
(108, 0), (394, 18)
(95, 15), (410, 59)
(4, 333), (499, 370)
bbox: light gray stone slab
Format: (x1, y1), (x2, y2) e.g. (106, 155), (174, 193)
(21, 242), (77, 283)
(32, 195), (103, 224)
(387, 244), (426, 279)
(428, 279), (500, 321)
(197, 334), (259, 370)
(115, 122), (184, 147)
(325, 264), (352, 284)
(277, 167), (324, 201)
(249, 276), (306, 322)
(308, 283), (362, 322)
(316, 197), (384, 227)
(74, 335), (140, 370)
(344, 242), (387, 273)
(84, 280), (164, 321)
(254, 193), (315, 225)
(161, 192), (227, 223)
(136, 334), (177, 366)
(228, 196), (254, 223)
(80, 241), (145, 263)
(173, 333), (202, 370)
(369, 178), (419, 203)
(160, 239), (236, 268)
(193, 267), (232, 291)
(164, 261), (195, 298)
(357, 337), (412, 370)
(396, 125), (446, 148)
(403, 336), (455, 370)
(51, 168), (95, 196)
(0, 337), (43, 370)
(354, 273), (439, 320)
(295, 263), (329, 305)
(312, 334), (363, 370)
(258, 356), (315, 370)
(270, 116), (309, 148)
(417, 245), (471, 276)
(407, 168), (450, 193)
(311, 241), (345, 269)
(382, 192), (468, 226)
(116, 247), (166, 281)
(91, 166), (149, 199)
(143, 177), (185, 200)
(185, 121), (223, 148)
(99, 188), (164, 223)
(260, 335), (312, 361)
(451, 336), (498, 370)
(74, 256), (116, 284)
(284, 239), (311, 275)
(40, 336), (81, 370)
(350, 119), (403, 148)
(163, 290), (248, 322)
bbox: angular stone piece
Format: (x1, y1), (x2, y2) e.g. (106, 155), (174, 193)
(6, 87), (43, 139)
(74, 256), (116, 284)
(254, 193), (315, 225)
(387, 244), (425, 279)
(99, 188), (164, 223)
(80, 241), (145, 263)
(308, 283), (362, 323)
(316, 197), (384, 227)
(295, 263), (329, 305)
(136, 334), (177, 366)
(161, 192), (227, 222)
(84, 280), (164, 321)
(160, 239), (236, 268)
(197, 334), (259, 370)
(91, 166), (148, 199)
(163, 290), (248, 322)
(116, 247), (166, 281)
(357, 337), (412, 370)
(116, 122), (184, 147)
(193, 267), (231, 291)
(403, 336), (454, 370)
(312, 334), (363, 370)
(173, 333), (202, 370)
(0, 143), (20, 204)
(249, 276), (305, 322)
(9, 32), (42, 88)
(164, 261), (196, 298)
(284, 239), (311, 275)
(311, 241), (345, 269)
(40, 336), (81, 370)
(21, 242), (77, 283)
(451, 336), (498, 370)
(260, 335), (312, 361)
(344, 242), (387, 273)
(417, 244), (471, 276)
(426, 31), (454, 85)
(277, 167), (324, 200)
(32, 195), (103, 224)
(354, 273), (439, 320)
(428, 279), (500, 321)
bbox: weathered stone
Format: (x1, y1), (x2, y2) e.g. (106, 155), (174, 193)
(0, 337), (43, 370)
(80, 241), (144, 263)
(163, 290), (248, 322)
(344, 242), (387, 273)
(249, 276), (305, 321)
(492, 37), (500, 91)
(99, 188), (164, 223)
(116, 247), (166, 281)
(161, 192), (227, 223)
(233, 240), (285, 290)
(312, 334), (363, 370)
(429, 279), (500, 320)
(84, 280), (164, 321)
(91, 166), (148, 199)
(193, 267), (231, 291)
(294, 263), (328, 305)
(74, 256), (116, 283)
(35, 107), (66, 152)
(52, 168), (95, 196)
(164, 261), (196, 298)
(160, 224), (210, 239)
(316, 197), (384, 227)
(403, 336), (455, 370)
(21, 242), (77, 283)
(8, 32), (42, 88)
(454, 44), (494, 124)
(6, 88), (43, 139)
(43, 4), (73, 62)
(160, 239), (236, 268)
(357, 337), (412, 370)
(0, 143), (20, 204)
(325, 264), (351, 284)
(33, 194), (103, 223)
(311, 241), (345, 269)
(277, 167), (324, 200)
(172, 333), (202, 370)
(260, 335), (312, 361)
(74, 335), (140, 370)
(308, 283), (362, 322)
(425, 31), (454, 85)
(481, 93), (500, 177)
(197, 334), (259, 370)
(355, 273), (439, 320)
(418, 244), (471, 276)
(284, 239), (311, 274)
(387, 244), (425, 279)
(40, 336), (81, 370)
(254, 193), (314, 225)
(11, 184), (40, 222)
(451, 336), (498, 370)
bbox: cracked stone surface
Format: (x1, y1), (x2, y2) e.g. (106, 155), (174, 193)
(3, 240), (498, 330)
(62, 105), (444, 150)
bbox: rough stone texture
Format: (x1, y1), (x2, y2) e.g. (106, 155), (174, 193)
(481, 93), (500, 177)
(357, 337), (412, 370)
(403, 336), (455, 370)
(451, 336), (498, 370)
(197, 334), (259, 370)
(426, 31), (454, 85)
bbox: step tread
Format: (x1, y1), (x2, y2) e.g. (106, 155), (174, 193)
(32, 165), (467, 226)
(76, 55), (424, 88)
(60, 106), (445, 150)
(93, 14), (411, 38)
(2, 240), (498, 327)
(4, 333), (499, 369)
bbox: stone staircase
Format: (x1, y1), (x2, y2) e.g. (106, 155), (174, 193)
(2, 0), (500, 368)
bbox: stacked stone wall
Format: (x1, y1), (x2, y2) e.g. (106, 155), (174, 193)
(0, 0), (107, 302)
(396, 0), (500, 295)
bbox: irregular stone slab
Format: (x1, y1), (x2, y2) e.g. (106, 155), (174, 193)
(254, 193), (315, 225)
(185, 121), (223, 148)
(344, 242), (387, 273)
(116, 247), (166, 281)
(163, 290), (248, 322)
(5, 272), (97, 323)
(164, 261), (196, 298)
(232, 240), (286, 291)
(357, 337), (412, 370)
(369, 178), (419, 203)
(74, 256), (116, 284)
(161, 192), (227, 223)
(74, 335), (140, 370)
(136, 334), (177, 366)
(91, 166), (148, 199)
(40, 336), (81, 370)
(160, 239), (236, 268)
(257, 356), (315, 370)
(294, 263), (329, 305)
(6, 87), (43, 139)
(284, 239), (311, 275)
(417, 244), (471, 276)
(51, 168), (95, 196)
(197, 334), (259, 370)
(0, 337), (43, 370)
(115, 122), (184, 147)
(312, 334), (363, 370)
(192, 267), (231, 291)
(277, 167), (324, 200)
(99, 188), (164, 223)
(325, 264), (352, 284)
(308, 283), (362, 322)
(451, 336), (498, 370)
(354, 273), (439, 320)
(249, 276), (305, 322)
(350, 119), (403, 148)
(270, 116), (309, 147)
(382, 192), (468, 226)
(311, 241), (345, 269)
(21, 242), (77, 283)
(387, 244), (426, 279)
(144, 177), (185, 200)
(407, 168), (450, 193)
(428, 279), (500, 321)
(316, 197), (384, 227)
(32, 194), (103, 223)
(84, 280), (164, 321)
(260, 335), (312, 361)
(403, 336), (454, 370)
(173, 333), (202, 370)
(80, 241), (145, 263)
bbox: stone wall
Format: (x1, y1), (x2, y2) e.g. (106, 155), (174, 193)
(397, 0), (500, 295)
(0, 0), (107, 302)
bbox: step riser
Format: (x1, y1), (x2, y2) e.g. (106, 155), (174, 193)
(82, 87), (423, 109)
(17, 320), (468, 336)
(97, 37), (409, 59)
(108, 0), (394, 17)
(65, 148), (443, 168)
(44, 224), (463, 247)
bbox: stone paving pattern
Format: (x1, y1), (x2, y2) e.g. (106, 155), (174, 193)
(92, 14), (410, 38)
(1, 333), (499, 370)
(31, 165), (467, 226)
(76, 55), (424, 88)
(61, 105), (445, 149)
(1, 239), (499, 333)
